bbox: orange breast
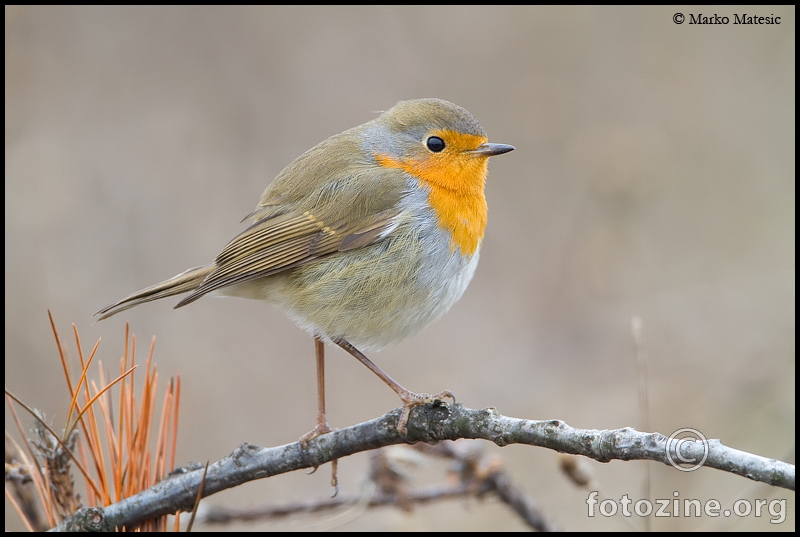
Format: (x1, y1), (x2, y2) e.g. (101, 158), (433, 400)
(375, 131), (489, 256)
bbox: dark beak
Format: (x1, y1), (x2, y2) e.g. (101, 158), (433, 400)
(471, 143), (515, 157)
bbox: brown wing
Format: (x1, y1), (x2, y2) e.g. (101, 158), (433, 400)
(177, 130), (410, 308)
(174, 207), (398, 307)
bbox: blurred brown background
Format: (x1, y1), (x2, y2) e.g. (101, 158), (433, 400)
(5, 6), (794, 531)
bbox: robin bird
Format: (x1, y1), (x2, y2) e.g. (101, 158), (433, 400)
(96, 98), (514, 445)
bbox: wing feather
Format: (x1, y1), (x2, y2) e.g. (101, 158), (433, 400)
(175, 207), (401, 307)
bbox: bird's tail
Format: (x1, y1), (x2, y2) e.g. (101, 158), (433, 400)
(95, 265), (215, 320)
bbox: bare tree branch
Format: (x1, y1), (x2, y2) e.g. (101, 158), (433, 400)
(47, 403), (795, 531)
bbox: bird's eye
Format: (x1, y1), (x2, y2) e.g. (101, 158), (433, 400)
(426, 136), (446, 153)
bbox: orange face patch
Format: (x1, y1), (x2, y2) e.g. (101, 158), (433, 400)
(375, 130), (489, 256)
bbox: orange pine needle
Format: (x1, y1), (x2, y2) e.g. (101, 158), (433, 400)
(7, 314), (181, 531)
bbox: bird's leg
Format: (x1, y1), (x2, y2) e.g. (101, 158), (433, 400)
(299, 336), (338, 493)
(333, 338), (455, 436)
